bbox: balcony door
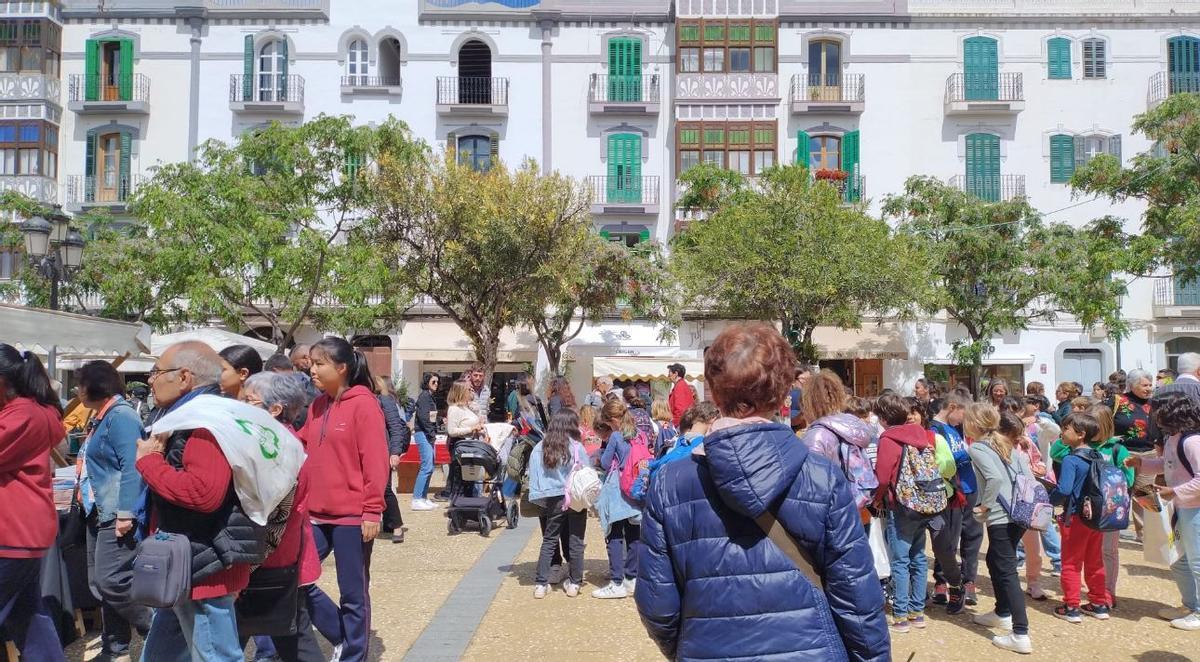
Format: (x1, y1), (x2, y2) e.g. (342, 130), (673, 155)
(84, 38), (133, 101)
(965, 133), (1001, 202)
(97, 132), (120, 202)
(964, 37), (999, 101)
(458, 40), (492, 104)
(808, 40), (841, 101)
(607, 134), (642, 203)
(1168, 36), (1200, 95)
(608, 38), (642, 102)
(258, 40), (286, 102)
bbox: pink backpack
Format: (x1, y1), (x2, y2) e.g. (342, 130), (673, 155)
(619, 432), (653, 503)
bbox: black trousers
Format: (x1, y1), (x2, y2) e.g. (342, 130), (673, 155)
(539, 507), (572, 568)
(986, 522), (1029, 635)
(85, 516), (151, 656)
(932, 491), (984, 586)
(535, 497), (587, 585)
(241, 597), (324, 662)
(382, 468), (404, 531)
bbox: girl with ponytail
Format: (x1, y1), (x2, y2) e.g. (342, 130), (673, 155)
(298, 337), (388, 661)
(0, 344), (67, 660)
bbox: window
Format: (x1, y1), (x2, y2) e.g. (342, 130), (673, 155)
(0, 249), (18, 281)
(346, 39), (369, 85)
(343, 152), (363, 179)
(86, 129), (131, 202)
(0, 19), (59, 75)
(965, 133), (1002, 201)
(258, 40), (285, 102)
(677, 121), (776, 176)
(457, 135), (492, 172)
(1082, 38), (1106, 79)
(808, 40), (841, 89)
(676, 18), (778, 73)
(0, 149), (14, 175)
(729, 150), (751, 174)
(1047, 37), (1071, 79)
(808, 135), (841, 170)
(607, 133), (643, 203)
(680, 150), (700, 173)
(0, 120), (55, 176)
(1049, 134), (1074, 182)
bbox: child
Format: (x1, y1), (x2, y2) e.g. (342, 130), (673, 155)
(651, 402), (719, 475)
(930, 392), (982, 613)
(593, 398), (643, 599)
(650, 398), (678, 457)
(1049, 413), (1112, 623)
(528, 409), (589, 599)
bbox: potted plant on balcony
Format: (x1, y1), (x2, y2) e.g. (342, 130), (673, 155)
(813, 168), (849, 182)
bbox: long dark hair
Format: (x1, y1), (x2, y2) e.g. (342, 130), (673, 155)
(312, 338), (373, 394)
(0, 343), (61, 412)
(542, 408), (579, 470)
(219, 344), (263, 377)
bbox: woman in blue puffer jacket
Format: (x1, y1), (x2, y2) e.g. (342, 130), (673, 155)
(636, 323), (890, 662)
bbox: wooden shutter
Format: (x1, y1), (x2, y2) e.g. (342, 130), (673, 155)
(85, 39), (100, 101)
(243, 35), (254, 101)
(638, 227), (650, 243)
(1083, 39), (1106, 79)
(279, 38), (289, 99)
(1049, 134), (1074, 183)
(607, 134), (641, 203)
(1074, 135), (1087, 171)
(488, 133), (498, 170)
(964, 37), (998, 101)
(796, 130), (810, 165)
(1047, 38), (1071, 80)
(84, 132), (96, 178)
(840, 130), (860, 202)
(118, 38), (134, 100)
(119, 131), (132, 198)
(1169, 37), (1200, 94)
(1108, 134), (1122, 163)
(965, 133), (1000, 201)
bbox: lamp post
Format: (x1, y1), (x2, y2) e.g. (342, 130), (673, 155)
(19, 205), (85, 311)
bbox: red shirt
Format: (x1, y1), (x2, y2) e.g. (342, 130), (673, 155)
(298, 385), (388, 525)
(668, 379), (696, 428)
(137, 429), (251, 600)
(0, 398), (62, 559)
(261, 465), (320, 585)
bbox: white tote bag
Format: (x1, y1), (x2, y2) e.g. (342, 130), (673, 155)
(1144, 497), (1183, 567)
(869, 517), (891, 579)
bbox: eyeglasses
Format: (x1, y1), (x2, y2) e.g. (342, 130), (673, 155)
(148, 366), (183, 381)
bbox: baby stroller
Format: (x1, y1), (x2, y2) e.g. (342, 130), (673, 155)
(446, 438), (510, 536)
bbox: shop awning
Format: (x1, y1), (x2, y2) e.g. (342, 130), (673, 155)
(0, 303), (151, 357)
(59, 327), (279, 372)
(592, 356), (705, 382)
(926, 354), (1035, 366)
(812, 325), (909, 360)
(393, 320), (537, 363)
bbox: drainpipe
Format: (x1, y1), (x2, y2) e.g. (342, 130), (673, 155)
(184, 14), (204, 162)
(539, 19), (553, 174)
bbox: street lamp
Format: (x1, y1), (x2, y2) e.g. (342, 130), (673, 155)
(19, 205), (85, 311)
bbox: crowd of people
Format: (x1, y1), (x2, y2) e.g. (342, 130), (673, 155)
(4, 323), (1200, 661)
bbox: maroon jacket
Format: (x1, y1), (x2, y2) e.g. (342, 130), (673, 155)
(0, 397), (62, 559)
(873, 423), (933, 510)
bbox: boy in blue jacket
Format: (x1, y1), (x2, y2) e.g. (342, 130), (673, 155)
(1049, 413), (1112, 623)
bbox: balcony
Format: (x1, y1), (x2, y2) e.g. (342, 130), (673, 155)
(944, 72), (1024, 115)
(229, 74), (305, 115)
(790, 73), (865, 114)
(1153, 277), (1200, 318)
(67, 74), (150, 115)
(675, 73), (779, 103)
(948, 174), (1025, 202)
(340, 75), (402, 97)
(588, 74), (661, 115)
(0, 73), (60, 104)
(812, 172), (866, 204)
(0, 174), (56, 203)
(1148, 71), (1200, 108)
(64, 174), (144, 212)
(436, 77), (509, 117)
(587, 176), (660, 216)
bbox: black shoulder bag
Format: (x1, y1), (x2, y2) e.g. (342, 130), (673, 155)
(235, 522), (304, 638)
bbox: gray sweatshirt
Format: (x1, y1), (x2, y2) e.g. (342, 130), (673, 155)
(969, 440), (1034, 528)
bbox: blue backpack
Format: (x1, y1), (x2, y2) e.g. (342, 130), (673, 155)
(1072, 447), (1131, 532)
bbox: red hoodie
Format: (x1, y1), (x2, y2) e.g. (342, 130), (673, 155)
(299, 385), (388, 525)
(872, 423), (933, 510)
(0, 397), (62, 559)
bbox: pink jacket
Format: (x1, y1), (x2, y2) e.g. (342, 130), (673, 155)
(1142, 433), (1200, 509)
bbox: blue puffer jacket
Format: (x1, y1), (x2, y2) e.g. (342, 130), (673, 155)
(636, 421), (890, 662)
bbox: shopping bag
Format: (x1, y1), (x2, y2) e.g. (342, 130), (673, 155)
(869, 517), (891, 579)
(1143, 496), (1182, 567)
(149, 395), (306, 525)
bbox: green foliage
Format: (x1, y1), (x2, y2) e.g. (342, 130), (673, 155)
(675, 162), (751, 213)
(81, 114), (415, 349)
(672, 163), (923, 363)
(883, 176), (1128, 391)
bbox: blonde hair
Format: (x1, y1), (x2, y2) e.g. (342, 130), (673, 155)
(1087, 404), (1116, 442)
(579, 404), (597, 431)
(964, 402), (1015, 462)
(1072, 396), (1095, 411)
(447, 380), (473, 407)
(651, 398), (672, 423)
(596, 397), (637, 438)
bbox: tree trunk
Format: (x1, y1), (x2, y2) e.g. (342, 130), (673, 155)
(545, 344), (562, 379)
(971, 360), (984, 400)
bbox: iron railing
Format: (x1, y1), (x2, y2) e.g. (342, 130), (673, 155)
(65, 174), (144, 204)
(340, 75), (402, 89)
(1154, 276), (1200, 307)
(588, 74), (661, 104)
(813, 173), (866, 203)
(790, 72), (865, 103)
(1149, 71), (1200, 105)
(945, 72), (1024, 103)
(948, 174), (1026, 202)
(229, 74), (305, 104)
(587, 175), (661, 205)
(68, 73), (150, 103)
(436, 76), (509, 106)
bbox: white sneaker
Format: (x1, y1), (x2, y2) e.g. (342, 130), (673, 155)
(1171, 613), (1200, 631)
(563, 581), (580, 597)
(533, 584), (549, 599)
(412, 499), (435, 511)
(991, 633), (1032, 655)
(1025, 585), (1047, 601)
(973, 611), (1013, 630)
(626, 578), (637, 595)
(329, 643), (343, 662)
(1159, 606), (1194, 621)
(591, 582), (628, 599)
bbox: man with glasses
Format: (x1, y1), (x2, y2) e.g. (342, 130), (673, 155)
(135, 341), (261, 662)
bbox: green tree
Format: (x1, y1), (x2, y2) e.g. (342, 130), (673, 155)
(83, 115), (416, 349)
(672, 163), (923, 363)
(365, 152), (596, 384)
(883, 176), (1128, 394)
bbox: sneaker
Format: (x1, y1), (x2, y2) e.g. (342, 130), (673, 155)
(432, 492), (450, 503)
(1159, 606), (1193, 621)
(931, 583), (948, 605)
(1051, 566), (1062, 577)
(329, 643), (343, 662)
(1054, 605), (1083, 624)
(533, 584), (549, 599)
(946, 585), (966, 616)
(1081, 603), (1110, 620)
(973, 611), (1013, 630)
(564, 581), (581, 597)
(412, 499), (436, 511)
(890, 618), (911, 634)
(991, 633), (1033, 655)
(908, 614), (927, 629)
(591, 582), (628, 599)
(626, 578), (637, 594)
(1026, 585), (1047, 601)
(964, 581), (978, 606)
(391, 529), (405, 543)
(1171, 613), (1200, 631)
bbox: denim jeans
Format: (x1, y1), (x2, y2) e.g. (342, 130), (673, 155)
(0, 557), (64, 662)
(139, 595), (242, 662)
(1173, 506), (1200, 612)
(413, 431), (434, 500)
(886, 511), (929, 617)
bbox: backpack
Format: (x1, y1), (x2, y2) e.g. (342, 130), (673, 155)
(619, 431), (654, 503)
(630, 407), (655, 439)
(982, 443), (1054, 531)
(931, 420), (975, 495)
(893, 444), (948, 517)
(804, 422), (879, 511)
(654, 423), (679, 459)
(1072, 447), (1131, 531)
(565, 445), (602, 512)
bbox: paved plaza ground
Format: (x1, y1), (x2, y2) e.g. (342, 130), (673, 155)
(66, 480), (1196, 661)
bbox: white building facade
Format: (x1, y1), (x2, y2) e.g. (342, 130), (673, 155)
(5, 0), (1199, 399)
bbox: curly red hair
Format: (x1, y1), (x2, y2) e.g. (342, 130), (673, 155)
(705, 323), (795, 418)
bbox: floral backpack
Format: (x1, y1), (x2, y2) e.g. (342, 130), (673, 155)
(1072, 447), (1130, 531)
(982, 443), (1054, 531)
(893, 443), (948, 517)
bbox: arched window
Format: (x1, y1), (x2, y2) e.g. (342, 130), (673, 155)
(808, 39), (842, 96)
(346, 39), (369, 85)
(378, 37), (402, 86)
(457, 39), (492, 104)
(457, 135), (492, 172)
(258, 40), (285, 101)
(1167, 338), (1200, 371)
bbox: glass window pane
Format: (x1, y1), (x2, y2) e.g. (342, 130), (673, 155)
(18, 124), (37, 142)
(703, 128), (724, 144)
(729, 25), (751, 42)
(704, 24), (724, 42)
(825, 43), (840, 70)
(703, 150), (724, 166)
(729, 48), (751, 72)
(0, 148), (14, 174)
(754, 127), (774, 144)
(680, 150), (700, 172)
(754, 47), (775, 72)
(680, 128), (700, 145)
(728, 129), (750, 145)
(729, 150), (751, 174)
(755, 151), (775, 173)
(18, 148), (37, 175)
(703, 48), (724, 72)
(0, 125), (14, 142)
(679, 25), (700, 43)
(679, 48), (699, 73)
(45, 150), (55, 178)
(754, 25), (775, 43)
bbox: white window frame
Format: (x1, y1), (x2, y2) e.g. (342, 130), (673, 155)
(346, 39), (369, 85)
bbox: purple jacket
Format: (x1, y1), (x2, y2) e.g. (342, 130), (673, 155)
(801, 414), (875, 464)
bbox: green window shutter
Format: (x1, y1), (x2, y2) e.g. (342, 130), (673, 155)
(840, 130), (860, 202)
(608, 38), (642, 102)
(488, 133), (498, 171)
(964, 37), (999, 100)
(1047, 38), (1071, 80)
(84, 131), (96, 178)
(85, 39), (100, 101)
(638, 227), (650, 243)
(966, 133), (1000, 201)
(279, 38), (289, 99)
(119, 131), (132, 199)
(1074, 135), (1087, 171)
(1049, 134), (1074, 182)
(796, 130), (810, 165)
(607, 134), (641, 203)
(243, 35), (254, 101)
(1169, 37), (1200, 94)
(599, 229), (611, 240)
(118, 38), (134, 100)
